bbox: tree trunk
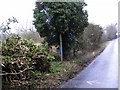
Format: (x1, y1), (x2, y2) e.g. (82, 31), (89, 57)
(73, 49), (76, 57)
(63, 49), (71, 60)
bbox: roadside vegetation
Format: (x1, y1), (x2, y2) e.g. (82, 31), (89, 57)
(0, 1), (117, 89)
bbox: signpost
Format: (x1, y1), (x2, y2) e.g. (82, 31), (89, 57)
(60, 34), (63, 62)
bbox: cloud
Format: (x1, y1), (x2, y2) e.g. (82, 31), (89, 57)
(0, 0), (118, 28)
(85, 0), (118, 27)
(0, 0), (36, 26)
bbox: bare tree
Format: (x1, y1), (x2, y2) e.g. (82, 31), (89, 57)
(0, 17), (18, 40)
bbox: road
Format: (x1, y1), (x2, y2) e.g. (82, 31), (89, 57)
(61, 39), (118, 88)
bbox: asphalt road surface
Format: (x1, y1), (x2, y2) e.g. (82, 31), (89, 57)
(61, 39), (118, 88)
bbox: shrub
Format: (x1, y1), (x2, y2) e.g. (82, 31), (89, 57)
(83, 24), (103, 51)
(1, 35), (54, 82)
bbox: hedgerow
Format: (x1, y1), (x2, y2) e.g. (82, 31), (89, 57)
(1, 35), (54, 83)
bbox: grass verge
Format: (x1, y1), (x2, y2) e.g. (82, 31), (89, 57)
(3, 41), (109, 89)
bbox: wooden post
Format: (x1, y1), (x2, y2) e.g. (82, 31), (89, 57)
(60, 34), (63, 62)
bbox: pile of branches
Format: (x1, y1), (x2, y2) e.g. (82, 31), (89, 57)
(1, 35), (54, 84)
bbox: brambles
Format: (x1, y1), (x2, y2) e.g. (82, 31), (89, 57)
(1, 35), (54, 83)
(32, 53), (50, 72)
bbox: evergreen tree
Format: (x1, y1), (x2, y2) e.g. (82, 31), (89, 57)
(33, 2), (88, 59)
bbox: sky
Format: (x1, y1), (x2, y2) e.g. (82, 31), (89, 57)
(84, 0), (119, 28)
(0, 0), (36, 32)
(0, 0), (119, 32)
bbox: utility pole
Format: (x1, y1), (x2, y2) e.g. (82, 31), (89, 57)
(60, 34), (63, 62)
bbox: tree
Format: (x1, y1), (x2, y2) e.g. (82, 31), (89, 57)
(33, 2), (88, 59)
(100, 31), (108, 42)
(83, 24), (103, 51)
(105, 24), (117, 40)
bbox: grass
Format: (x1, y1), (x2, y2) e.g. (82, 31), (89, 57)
(3, 41), (109, 89)
(100, 41), (109, 49)
(50, 62), (65, 73)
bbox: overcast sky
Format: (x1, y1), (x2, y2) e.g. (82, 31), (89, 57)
(85, 0), (118, 28)
(0, 0), (119, 31)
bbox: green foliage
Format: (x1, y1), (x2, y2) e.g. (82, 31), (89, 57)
(50, 62), (64, 73)
(33, 2), (88, 59)
(83, 24), (103, 50)
(1, 35), (54, 82)
(100, 32), (108, 42)
(105, 24), (117, 40)
(2, 35), (40, 59)
(46, 54), (55, 61)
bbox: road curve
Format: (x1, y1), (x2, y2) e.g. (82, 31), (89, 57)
(61, 39), (118, 88)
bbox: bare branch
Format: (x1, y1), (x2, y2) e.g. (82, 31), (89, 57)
(0, 67), (33, 76)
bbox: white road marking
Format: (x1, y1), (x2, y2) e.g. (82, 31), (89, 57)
(86, 80), (101, 85)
